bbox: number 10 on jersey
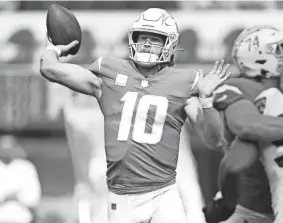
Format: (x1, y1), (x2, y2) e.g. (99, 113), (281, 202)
(117, 91), (169, 144)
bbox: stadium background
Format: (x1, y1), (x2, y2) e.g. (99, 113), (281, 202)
(1, 0), (283, 222)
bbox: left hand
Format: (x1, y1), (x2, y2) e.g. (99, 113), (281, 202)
(197, 60), (231, 98)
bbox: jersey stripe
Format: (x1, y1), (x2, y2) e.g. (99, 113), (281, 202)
(97, 57), (103, 72)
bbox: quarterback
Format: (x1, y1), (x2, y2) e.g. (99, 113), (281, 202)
(40, 8), (230, 223)
(203, 25), (283, 223)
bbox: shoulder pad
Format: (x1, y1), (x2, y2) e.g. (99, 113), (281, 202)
(213, 79), (245, 110)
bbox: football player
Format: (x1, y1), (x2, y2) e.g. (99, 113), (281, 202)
(40, 8), (230, 223)
(202, 25), (283, 223)
(0, 135), (41, 223)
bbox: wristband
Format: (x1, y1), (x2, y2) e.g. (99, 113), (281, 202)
(46, 45), (61, 57)
(199, 96), (213, 108)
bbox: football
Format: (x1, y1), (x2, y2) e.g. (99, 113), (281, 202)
(46, 4), (81, 55)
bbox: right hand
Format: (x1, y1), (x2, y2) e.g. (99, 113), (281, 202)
(45, 34), (79, 57)
(202, 198), (235, 223)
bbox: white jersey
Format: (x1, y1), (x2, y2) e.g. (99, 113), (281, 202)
(0, 159), (41, 223)
(255, 88), (283, 223)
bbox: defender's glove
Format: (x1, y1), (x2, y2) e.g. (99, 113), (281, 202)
(202, 197), (235, 223)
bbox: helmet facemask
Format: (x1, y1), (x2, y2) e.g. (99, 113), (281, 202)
(128, 8), (179, 68)
(129, 30), (177, 67)
(265, 39), (283, 75)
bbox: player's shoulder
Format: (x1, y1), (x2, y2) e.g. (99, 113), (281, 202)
(168, 67), (199, 96)
(223, 77), (263, 93)
(89, 56), (129, 79)
(214, 77), (265, 110)
(12, 159), (37, 173)
(171, 67), (197, 81)
(213, 78), (249, 110)
(216, 77), (264, 96)
(166, 67), (198, 93)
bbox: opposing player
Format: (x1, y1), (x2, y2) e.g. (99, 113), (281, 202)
(40, 8), (230, 223)
(202, 25), (283, 223)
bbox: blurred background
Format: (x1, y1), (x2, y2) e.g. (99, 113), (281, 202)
(0, 0), (283, 222)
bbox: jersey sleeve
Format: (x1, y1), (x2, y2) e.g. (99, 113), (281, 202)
(88, 57), (103, 77)
(188, 70), (199, 97)
(213, 79), (245, 110)
(88, 56), (126, 81)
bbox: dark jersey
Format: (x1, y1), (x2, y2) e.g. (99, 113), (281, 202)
(214, 77), (273, 214)
(89, 57), (197, 194)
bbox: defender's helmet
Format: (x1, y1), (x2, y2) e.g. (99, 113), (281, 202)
(232, 25), (283, 78)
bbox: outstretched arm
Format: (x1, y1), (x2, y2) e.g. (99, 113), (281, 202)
(225, 99), (283, 142)
(185, 97), (227, 151)
(214, 82), (283, 143)
(185, 60), (231, 151)
(214, 95), (265, 211)
(40, 40), (102, 99)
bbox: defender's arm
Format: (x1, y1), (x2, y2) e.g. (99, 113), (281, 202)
(214, 82), (283, 142)
(40, 47), (102, 99)
(225, 99), (283, 142)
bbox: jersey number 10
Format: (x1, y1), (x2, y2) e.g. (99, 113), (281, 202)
(117, 91), (169, 144)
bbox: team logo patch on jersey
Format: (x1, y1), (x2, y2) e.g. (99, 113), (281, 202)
(115, 74), (128, 87)
(141, 80), (149, 88)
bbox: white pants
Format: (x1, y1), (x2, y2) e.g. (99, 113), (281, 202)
(107, 184), (187, 223)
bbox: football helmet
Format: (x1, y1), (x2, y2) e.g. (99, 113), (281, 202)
(232, 25), (283, 78)
(128, 8), (179, 67)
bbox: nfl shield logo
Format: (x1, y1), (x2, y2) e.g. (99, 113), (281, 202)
(141, 80), (148, 88)
(111, 203), (117, 210)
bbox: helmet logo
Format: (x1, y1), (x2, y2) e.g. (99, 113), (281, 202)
(169, 34), (176, 41)
(268, 46), (273, 53)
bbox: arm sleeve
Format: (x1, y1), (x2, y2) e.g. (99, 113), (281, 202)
(88, 57), (103, 75)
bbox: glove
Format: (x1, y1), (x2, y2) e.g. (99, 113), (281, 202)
(202, 198), (235, 223)
(275, 155), (283, 167)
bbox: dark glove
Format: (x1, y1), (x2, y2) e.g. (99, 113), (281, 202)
(202, 198), (235, 223)
(275, 154), (283, 167)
